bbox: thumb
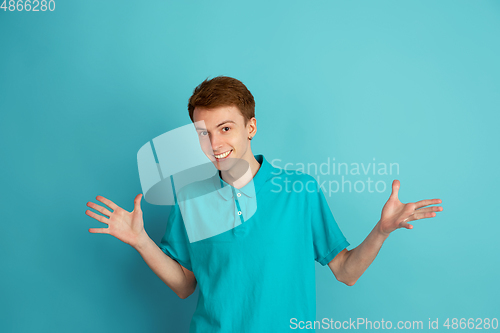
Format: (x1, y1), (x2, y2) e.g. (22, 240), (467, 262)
(134, 194), (143, 212)
(390, 179), (400, 200)
(400, 220), (413, 230)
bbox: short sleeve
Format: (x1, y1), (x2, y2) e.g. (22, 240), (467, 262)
(308, 176), (350, 266)
(159, 202), (193, 271)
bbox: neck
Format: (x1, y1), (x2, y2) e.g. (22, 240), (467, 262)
(220, 155), (261, 189)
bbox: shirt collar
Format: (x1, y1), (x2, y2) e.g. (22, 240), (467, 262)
(212, 154), (277, 201)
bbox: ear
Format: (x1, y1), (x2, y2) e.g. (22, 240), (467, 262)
(247, 117), (257, 137)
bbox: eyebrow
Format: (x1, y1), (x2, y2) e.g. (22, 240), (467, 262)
(195, 120), (236, 131)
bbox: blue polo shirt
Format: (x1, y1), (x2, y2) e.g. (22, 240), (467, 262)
(160, 154), (349, 332)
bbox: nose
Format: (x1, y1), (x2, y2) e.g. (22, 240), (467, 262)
(210, 133), (223, 152)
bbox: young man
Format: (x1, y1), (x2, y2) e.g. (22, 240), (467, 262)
(85, 76), (443, 332)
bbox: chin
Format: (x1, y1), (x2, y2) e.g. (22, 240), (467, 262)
(212, 157), (238, 171)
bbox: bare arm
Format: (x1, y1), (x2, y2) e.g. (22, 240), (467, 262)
(328, 224), (388, 286)
(134, 233), (197, 299)
(86, 194), (196, 299)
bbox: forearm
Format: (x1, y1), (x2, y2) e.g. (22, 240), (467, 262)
(340, 221), (389, 285)
(134, 234), (194, 299)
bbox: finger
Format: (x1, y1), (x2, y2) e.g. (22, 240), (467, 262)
(87, 201), (113, 217)
(96, 195), (119, 211)
(390, 180), (400, 200)
(415, 206), (443, 214)
(89, 227), (109, 234)
(85, 209), (110, 224)
(134, 194), (143, 213)
(415, 198), (442, 209)
(413, 211), (438, 220)
(400, 221), (413, 230)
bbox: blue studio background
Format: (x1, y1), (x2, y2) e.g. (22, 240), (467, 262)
(1, 1), (499, 332)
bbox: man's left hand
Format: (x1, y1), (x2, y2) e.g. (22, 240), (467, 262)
(377, 180), (443, 236)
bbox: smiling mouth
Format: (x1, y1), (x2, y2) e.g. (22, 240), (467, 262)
(214, 149), (232, 159)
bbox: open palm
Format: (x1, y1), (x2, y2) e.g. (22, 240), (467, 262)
(379, 180), (443, 235)
(86, 194), (145, 247)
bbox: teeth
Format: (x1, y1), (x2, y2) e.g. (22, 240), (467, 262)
(215, 150), (231, 159)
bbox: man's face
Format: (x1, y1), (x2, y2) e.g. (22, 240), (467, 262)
(193, 105), (255, 171)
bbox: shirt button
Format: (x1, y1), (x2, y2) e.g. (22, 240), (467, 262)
(237, 192), (241, 197)
(238, 211), (242, 215)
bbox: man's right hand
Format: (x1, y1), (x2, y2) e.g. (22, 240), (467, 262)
(86, 194), (147, 249)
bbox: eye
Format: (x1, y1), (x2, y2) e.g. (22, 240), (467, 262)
(222, 126), (230, 132)
(199, 131), (208, 137)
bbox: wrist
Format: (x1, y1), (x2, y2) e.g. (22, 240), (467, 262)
(133, 231), (152, 252)
(375, 220), (391, 239)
